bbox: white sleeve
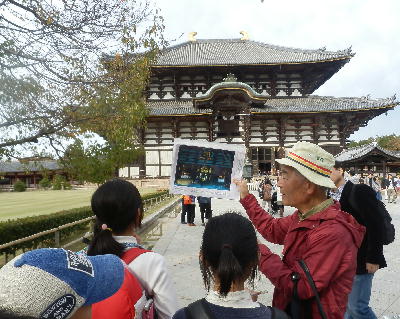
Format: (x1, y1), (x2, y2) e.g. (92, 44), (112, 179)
(127, 252), (178, 319)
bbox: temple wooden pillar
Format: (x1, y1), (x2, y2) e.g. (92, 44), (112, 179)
(271, 147), (276, 174)
(382, 160), (387, 178)
(138, 127), (146, 179)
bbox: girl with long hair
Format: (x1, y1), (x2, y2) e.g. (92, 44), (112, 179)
(173, 213), (288, 319)
(87, 179), (178, 319)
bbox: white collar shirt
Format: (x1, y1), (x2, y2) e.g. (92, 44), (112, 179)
(114, 236), (178, 319)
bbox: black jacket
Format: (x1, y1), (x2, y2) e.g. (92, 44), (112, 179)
(381, 177), (397, 189)
(339, 181), (387, 274)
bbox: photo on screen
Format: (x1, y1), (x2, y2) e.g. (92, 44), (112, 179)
(174, 145), (235, 191)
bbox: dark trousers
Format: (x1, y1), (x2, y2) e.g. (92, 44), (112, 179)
(181, 204), (187, 223)
(186, 204), (195, 224)
(199, 203), (212, 223)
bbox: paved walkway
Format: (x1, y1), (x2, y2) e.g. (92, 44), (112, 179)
(153, 193), (400, 318)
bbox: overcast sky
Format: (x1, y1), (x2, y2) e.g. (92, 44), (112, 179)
(156, 0), (399, 141)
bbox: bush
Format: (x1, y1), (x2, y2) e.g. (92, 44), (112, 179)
(38, 177), (52, 189)
(52, 174), (65, 190)
(51, 175), (73, 190)
(141, 190), (169, 201)
(13, 180), (26, 192)
(63, 181), (72, 190)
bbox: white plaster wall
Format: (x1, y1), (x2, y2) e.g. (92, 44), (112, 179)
(284, 136), (297, 142)
(160, 150), (172, 165)
(249, 142), (279, 147)
(129, 167), (139, 177)
(119, 167), (129, 177)
(146, 151), (159, 164)
(146, 166), (159, 177)
(161, 166), (171, 177)
(179, 133), (193, 138)
(145, 145), (172, 150)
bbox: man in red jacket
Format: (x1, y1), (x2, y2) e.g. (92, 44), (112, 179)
(234, 141), (365, 319)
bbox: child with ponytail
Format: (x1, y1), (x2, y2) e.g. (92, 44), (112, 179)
(87, 179), (178, 319)
(173, 213), (289, 319)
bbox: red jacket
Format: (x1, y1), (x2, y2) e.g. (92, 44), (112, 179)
(240, 194), (365, 319)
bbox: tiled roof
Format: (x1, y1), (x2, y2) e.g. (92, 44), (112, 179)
(147, 101), (211, 115)
(147, 95), (398, 116)
(261, 96), (397, 113)
(154, 39), (354, 67)
(0, 160), (60, 173)
(335, 143), (400, 162)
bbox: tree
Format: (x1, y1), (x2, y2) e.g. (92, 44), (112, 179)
(377, 134), (400, 151)
(346, 137), (375, 148)
(0, 0), (165, 163)
(347, 134), (400, 151)
(62, 139), (144, 185)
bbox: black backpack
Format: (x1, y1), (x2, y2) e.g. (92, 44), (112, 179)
(185, 298), (290, 319)
(349, 185), (395, 245)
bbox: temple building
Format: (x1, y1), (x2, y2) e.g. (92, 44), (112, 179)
(119, 33), (398, 178)
(0, 160), (63, 189)
(335, 143), (400, 176)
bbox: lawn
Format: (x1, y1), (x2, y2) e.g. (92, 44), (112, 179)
(0, 186), (156, 221)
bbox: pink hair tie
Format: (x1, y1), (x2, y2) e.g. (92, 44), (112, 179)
(101, 224), (113, 232)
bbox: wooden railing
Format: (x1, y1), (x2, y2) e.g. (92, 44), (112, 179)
(0, 193), (178, 265)
(248, 182), (259, 191)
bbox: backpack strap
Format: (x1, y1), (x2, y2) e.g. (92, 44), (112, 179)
(268, 306), (291, 319)
(122, 247), (152, 264)
(298, 260), (327, 319)
(184, 299), (215, 319)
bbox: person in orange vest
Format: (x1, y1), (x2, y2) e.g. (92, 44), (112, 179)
(182, 195), (196, 226)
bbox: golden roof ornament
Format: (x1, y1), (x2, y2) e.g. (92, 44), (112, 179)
(188, 32), (197, 42)
(223, 73), (238, 82)
(240, 31), (249, 41)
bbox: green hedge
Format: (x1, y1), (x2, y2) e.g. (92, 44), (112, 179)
(142, 190), (169, 201)
(0, 206), (93, 254)
(0, 190), (170, 255)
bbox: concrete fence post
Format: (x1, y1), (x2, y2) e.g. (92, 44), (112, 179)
(55, 230), (60, 248)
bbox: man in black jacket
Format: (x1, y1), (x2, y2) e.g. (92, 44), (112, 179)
(330, 162), (386, 319)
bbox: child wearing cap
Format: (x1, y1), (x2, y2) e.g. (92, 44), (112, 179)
(0, 248), (125, 319)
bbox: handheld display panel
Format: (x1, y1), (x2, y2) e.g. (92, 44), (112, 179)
(169, 138), (246, 199)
